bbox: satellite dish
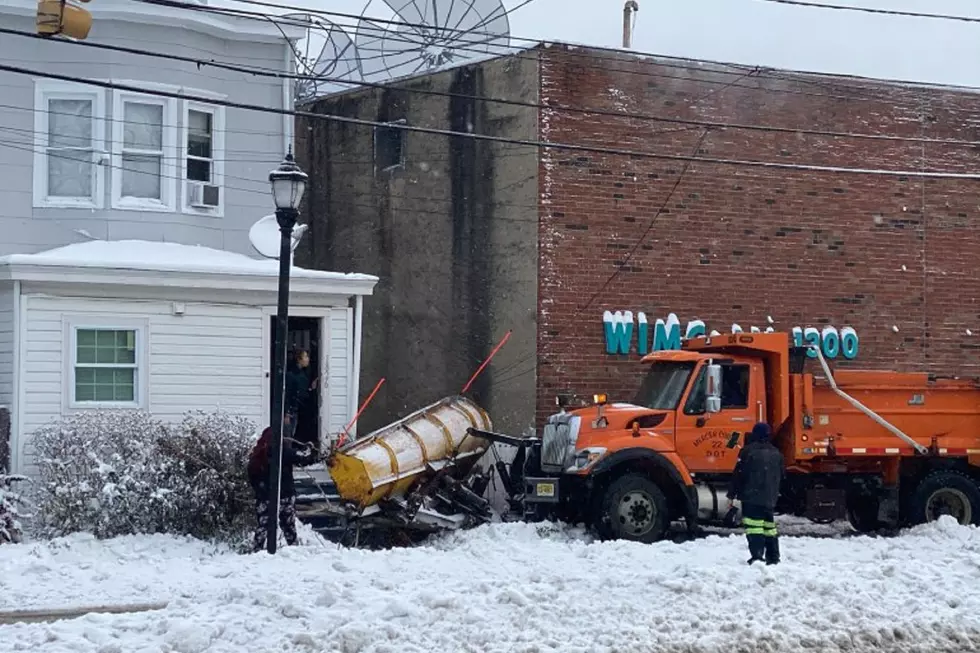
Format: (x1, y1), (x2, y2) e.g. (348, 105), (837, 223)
(355, 0), (512, 83)
(287, 0), (515, 104)
(249, 215), (309, 260)
(283, 13), (363, 102)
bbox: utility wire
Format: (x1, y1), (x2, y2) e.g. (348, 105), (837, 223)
(755, 0), (980, 23)
(4, 62), (978, 179)
(125, 0), (945, 108)
(580, 128), (712, 311)
(166, 0), (980, 99)
(9, 27), (979, 148)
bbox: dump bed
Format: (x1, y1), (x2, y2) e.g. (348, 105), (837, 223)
(790, 369), (980, 458)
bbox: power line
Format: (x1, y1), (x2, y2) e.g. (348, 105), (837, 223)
(0, 137), (543, 223)
(4, 62), (979, 179)
(13, 27), (978, 149)
(186, 0), (980, 100)
(755, 0), (980, 23)
(131, 0), (875, 104)
(581, 128), (712, 312)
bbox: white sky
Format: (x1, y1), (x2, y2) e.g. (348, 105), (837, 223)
(258, 0), (980, 88)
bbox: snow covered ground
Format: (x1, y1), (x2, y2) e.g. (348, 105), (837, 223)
(3, 517), (980, 652)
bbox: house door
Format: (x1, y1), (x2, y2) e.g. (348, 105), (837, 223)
(269, 316), (321, 450)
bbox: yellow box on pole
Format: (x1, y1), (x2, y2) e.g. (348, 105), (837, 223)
(36, 0), (93, 40)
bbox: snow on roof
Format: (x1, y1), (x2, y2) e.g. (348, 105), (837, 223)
(0, 240), (378, 283)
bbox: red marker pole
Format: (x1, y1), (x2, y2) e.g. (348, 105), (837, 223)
(461, 330), (513, 395)
(339, 377), (385, 444)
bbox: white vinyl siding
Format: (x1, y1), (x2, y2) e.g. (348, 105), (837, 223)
(0, 287), (13, 410)
(32, 80), (106, 209)
(18, 296), (265, 474)
(327, 307), (352, 435)
(111, 92), (178, 212)
(181, 102), (225, 216)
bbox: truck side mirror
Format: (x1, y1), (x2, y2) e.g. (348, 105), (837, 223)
(705, 363), (722, 413)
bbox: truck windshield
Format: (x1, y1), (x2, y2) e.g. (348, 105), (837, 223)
(632, 361), (696, 410)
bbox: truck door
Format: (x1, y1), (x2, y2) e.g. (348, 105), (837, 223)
(674, 360), (763, 473)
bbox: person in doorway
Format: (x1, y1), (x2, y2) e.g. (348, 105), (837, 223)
(727, 422), (784, 565)
(284, 348), (318, 442)
(247, 426), (316, 552)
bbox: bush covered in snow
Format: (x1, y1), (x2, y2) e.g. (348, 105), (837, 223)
(0, 472), (28, 544)
(32, 410), (259, 544)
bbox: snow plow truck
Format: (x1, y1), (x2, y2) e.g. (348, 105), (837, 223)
(314, 331), (980, 544)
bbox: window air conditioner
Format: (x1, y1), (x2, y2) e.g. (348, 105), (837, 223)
(187, 181), (220, 208)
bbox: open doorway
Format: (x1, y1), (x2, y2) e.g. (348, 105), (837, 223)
(270, 316), (321, 452)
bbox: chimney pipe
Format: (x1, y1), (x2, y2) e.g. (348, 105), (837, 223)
(623, 1), (639, 49)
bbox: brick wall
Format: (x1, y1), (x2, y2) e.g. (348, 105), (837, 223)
(536, 45), (980, 423)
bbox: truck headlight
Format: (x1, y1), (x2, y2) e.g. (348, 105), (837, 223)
(567, 447), (607, 472)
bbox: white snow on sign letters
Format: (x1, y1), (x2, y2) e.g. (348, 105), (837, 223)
(3, 518), (980, 652)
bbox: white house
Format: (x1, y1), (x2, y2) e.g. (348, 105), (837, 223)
(0, 2), (380, 474)
(0, 0), (306, 255)
(0, 240), (377, 475)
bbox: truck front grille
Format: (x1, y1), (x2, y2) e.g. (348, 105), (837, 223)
(540, 422), (571, 473)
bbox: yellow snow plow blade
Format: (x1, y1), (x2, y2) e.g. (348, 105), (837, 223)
(328, 395), (492, 509)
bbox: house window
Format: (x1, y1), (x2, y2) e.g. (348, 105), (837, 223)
(182, 102), (224, 214)
(32, 81), (105, 208)
(73, 328), (139, 404)
(374, 119), (405, 171)
(111, 93), (177, 211)
(187, 110), (213, 182)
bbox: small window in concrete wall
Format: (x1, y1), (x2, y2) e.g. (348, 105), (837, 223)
(374, 119), (406, 172)
(72, 328), (139, 404)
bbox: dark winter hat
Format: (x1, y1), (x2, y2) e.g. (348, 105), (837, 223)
(750, 422), (772, 442)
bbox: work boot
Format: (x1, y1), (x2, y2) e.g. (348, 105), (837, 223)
(765, 537), (780, 565)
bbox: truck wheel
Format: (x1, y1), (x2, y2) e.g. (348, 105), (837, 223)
(845, 495), (880, 533)
(596, 473), (669, 543)
(909, 470), (980, 526)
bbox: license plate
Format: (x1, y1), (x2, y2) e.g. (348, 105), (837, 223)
(536, 482), (555, 497)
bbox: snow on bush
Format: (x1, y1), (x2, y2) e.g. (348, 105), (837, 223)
(32, 409), (259, 544)
(0, 472), (28, 544)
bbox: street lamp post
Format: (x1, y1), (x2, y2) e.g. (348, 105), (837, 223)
(266, 150), (308, 555)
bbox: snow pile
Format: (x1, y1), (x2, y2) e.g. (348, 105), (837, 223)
(3, 518), (980, 651)
(31, 410), (258, 545)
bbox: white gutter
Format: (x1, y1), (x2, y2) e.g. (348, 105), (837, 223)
(350, 294), (364, 438)
(10, 280), (21, 474)
(812, 346), (928, 455)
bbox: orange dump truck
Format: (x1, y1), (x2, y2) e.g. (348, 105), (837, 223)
(474, 332), (980, 542)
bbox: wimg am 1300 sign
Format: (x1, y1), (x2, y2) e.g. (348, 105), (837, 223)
(602, 311), (860, 360)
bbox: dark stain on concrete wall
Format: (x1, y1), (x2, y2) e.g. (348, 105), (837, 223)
(297, 53), (539, 436)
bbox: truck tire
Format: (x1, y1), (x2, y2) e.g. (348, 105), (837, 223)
(909, 470), (980, 526)
(596, 473), (669, 544)
(845, 495), (880, 533)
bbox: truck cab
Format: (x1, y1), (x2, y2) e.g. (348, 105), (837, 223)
(518, 334), (790, 542)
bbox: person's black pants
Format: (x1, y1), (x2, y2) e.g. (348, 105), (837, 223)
(252, 492), (298, 552)
(741, 502), (780, 564)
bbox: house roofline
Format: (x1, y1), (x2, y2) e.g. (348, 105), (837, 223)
(0, 263), (378, 298)
(2, 0), (304, 43)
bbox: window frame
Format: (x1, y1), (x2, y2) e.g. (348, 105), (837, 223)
(32, 80), (107, 209)
(682, 363), (752, 414)
(64, 317), (149, 411)
(374, 118), (406, 174)
(110, 91), (178, 212)
(180, 101), (225, 217)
